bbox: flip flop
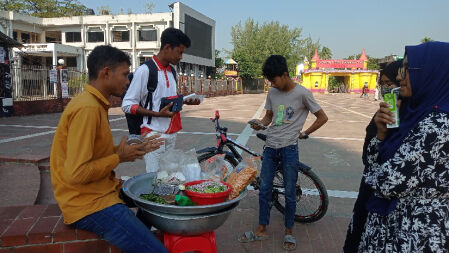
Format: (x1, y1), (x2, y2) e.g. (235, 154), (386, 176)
(283, 234), (297, 251)
(238, 231), (269, 243)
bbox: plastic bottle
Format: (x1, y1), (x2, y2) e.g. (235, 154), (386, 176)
(175, 194), (196, 206)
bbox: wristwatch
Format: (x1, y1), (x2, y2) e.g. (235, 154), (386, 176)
(300, 132), (309, 139)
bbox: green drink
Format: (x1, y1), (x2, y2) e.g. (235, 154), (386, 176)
(384, 87), (400, 128)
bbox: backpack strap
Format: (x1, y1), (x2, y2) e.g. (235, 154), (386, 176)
(141, 59), (159, 125)
(141, 59), (177, 126)
(170, 65), (177, 84)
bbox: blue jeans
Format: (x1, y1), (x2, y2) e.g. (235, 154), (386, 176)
(73, 204), (168, 253)
(259, 144), (299, 229)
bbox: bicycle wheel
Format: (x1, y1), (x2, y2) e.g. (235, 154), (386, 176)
(197, 152), (239, 177)
(273, 168), (328, 223)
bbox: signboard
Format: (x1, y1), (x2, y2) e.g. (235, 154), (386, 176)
(0, 47), (5, 64)
(60, 69), (69, 98)
(224, 70), (238, 77)
(316, 59), (364, 69)
(49, 69), (57, 84)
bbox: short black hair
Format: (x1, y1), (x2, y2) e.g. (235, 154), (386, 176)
(160, 28), (191, 50)
(262, 55), (289, 80)
(379, 59), (403, 86)
(87, 45), (130, 81)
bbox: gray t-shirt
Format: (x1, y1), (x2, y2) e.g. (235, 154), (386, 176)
(265, 84), (321, 148)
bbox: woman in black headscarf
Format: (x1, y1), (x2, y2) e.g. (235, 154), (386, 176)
(342, 59), (403, 253)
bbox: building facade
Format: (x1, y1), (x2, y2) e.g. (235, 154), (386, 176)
(0, 2), (215, 76)
(300, 49), (378, 94)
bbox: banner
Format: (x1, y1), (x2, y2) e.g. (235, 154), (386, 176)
(316, 59), (364, 69)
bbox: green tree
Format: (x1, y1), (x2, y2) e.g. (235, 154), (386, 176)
(215, 49), (224, 69)
(421, 37), (434, 43)
(214, 49), (225, 79)
(1, 0), (89, 17)
(300, 37), (321, 61)
(145, 2), (155, 14)
(97, 5), (111, 15)
(230, 19), (322, 79)
(346, 54), (379, 70)
(319, 46), (333, 60)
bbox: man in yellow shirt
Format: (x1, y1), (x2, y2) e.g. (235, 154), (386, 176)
(51, 45), (167, 253)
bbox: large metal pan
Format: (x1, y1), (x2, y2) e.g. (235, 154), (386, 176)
(122, 172), (247, 215)
(139, 203), (238, 235)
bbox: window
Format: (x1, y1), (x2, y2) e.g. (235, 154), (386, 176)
(87, 31), (104, 42)
(66, 57), (77, 67)
(139, 56), (153, 65)
(45, 31), (61, 43)
(21, 33), (30, 43)
(112, 31), (129, 42)
(66, 32), (81, 42)
(138, 29), (157, 41)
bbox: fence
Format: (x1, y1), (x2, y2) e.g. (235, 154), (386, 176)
(176, 76), (243, 96)
(10, 65), (86, 101)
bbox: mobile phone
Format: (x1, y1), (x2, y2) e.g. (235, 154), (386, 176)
(248, 120), (267, 130)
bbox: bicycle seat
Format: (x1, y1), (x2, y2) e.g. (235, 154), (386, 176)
(256, 133), (267, 141)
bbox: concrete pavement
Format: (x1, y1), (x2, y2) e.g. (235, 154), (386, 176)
(0, 92), (380, 252)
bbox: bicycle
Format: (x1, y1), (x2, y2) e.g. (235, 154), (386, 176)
(196, 110), (329, 223)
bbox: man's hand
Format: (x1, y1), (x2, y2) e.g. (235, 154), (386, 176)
(374, 102), (395, 140)
(142, 134), (165, 153)
(184, 98), (201, 105)
(158, 102), (175, 117)
(116, 137), (147, 163)
(249, 119), (266, 130)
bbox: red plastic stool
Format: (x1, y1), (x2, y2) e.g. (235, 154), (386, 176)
(163, 231), (217, 253)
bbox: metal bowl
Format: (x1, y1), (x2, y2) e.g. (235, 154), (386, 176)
(139, 203), (238, 235)
(122, 172), (247, 215)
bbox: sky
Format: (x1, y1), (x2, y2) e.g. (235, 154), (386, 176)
(78, 0), (449, 59)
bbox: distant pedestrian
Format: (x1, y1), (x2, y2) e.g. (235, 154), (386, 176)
(360, 83), (369, 98)
(373, 85), (379, 101)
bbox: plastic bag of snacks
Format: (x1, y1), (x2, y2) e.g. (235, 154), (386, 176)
(226, 159), (258, 199)
(181, 149), (201, 182)
(201, 154), (231, 181)
(158, 149), (201, 184)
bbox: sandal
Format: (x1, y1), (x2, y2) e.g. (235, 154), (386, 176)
(283, 234), (297, 251)
(238, 231), (269, 243)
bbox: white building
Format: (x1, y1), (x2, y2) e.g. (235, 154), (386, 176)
(0, 2), (216, 76)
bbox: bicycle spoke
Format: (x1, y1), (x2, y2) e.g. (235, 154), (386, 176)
(275, 170), (325, 221)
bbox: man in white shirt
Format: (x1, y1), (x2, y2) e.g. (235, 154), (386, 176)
(122, 28), (199, 173)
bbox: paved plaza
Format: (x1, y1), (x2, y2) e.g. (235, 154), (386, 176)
(0, 92), (380, 252)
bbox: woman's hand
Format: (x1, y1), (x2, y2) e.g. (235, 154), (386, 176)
(374, 102), (395, 140)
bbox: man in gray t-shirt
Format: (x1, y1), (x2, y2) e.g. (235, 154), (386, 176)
(265, 84), (322, 149)
(238, 55), (328, 251)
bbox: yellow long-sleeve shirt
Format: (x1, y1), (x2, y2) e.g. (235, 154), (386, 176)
(50, 84), (123, 224)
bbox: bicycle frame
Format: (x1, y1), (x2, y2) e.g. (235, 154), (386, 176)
(196, 110), (312, 172)
(196, 110), (261, 161)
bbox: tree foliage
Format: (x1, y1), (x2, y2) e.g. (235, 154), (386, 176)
(1, 0), (89, 17)
(97, 5), (111, 15)
(346, 53), (379, 70)
(421, 37), (434, 43)
(319, 46), (332, 60)
(230, 19), (324, 79)
(145, 2), (155, 14)
(215, 49), (224, 69)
